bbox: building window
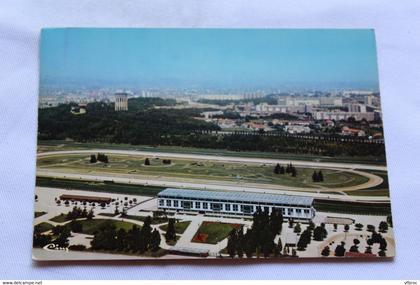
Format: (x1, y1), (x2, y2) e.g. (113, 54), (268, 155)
(211, 203), (222, 211)
(241, 205), (253, 214)
(233, 204), (238, 212)
(287, 208), (293, 215)
(203, 202), (208, 209)
(225, 204), (231, 211)
(182, 201), (192, 209)
(166, 200), (172, 207)
(282, 208), (286, 215)
(174, 200), (179, 207)
(159, 199), (164, 206)
(304, 209), (310, 214)
(195, 201), (201, 209)
(296, 209), (302, 214)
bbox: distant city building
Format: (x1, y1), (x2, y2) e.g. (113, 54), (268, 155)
(115, 92), (128, 111)
(341, 126), (366, 137)
(157, 188), (315, 220)
(285, 124), (311, 134)
(346, 103), (367, 113)
(364, 95), (373, 106)
(201, 110), (224, 119)
(313, 111), (375, 121)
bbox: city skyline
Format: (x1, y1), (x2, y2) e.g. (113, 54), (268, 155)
(40, 28), (380, 90)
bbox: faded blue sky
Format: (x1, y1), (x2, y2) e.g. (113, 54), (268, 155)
(40, 28), (379, 90)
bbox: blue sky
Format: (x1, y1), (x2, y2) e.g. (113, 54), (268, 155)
(40, 28), (379, 90)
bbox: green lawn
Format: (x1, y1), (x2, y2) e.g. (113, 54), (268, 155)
(34, 222), (54, 233)
(49, 213), (68, 223)
(74, 219), (139, 235)
(122, 215), (168, 224)
(98, 213), (118, 217)
(314, 200), (391, 216)
(35, 211), (47, 218)
(37, 153), (371, 189)
(192, 222), (241, 244)
(159, 221), (191, 234)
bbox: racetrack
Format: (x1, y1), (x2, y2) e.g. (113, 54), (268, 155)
(36, 149), (389, 202)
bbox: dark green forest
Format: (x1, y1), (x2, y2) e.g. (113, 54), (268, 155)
(38, 98), (385, 158)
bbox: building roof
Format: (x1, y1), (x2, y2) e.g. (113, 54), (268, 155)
(59, 194), (112, 203)
(157, 188), (314, 207)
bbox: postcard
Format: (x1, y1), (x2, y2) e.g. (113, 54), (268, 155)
(33, 28), (394, 260)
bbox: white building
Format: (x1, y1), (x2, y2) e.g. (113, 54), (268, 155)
(114, 92), (128, 111)
(157, 188), (315, 220)
(313, 111), (375, 121)
(285, 124), (311, 134)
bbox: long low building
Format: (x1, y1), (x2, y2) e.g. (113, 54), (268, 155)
(59, 194), (112, 204)
(157, 188), (315, 220)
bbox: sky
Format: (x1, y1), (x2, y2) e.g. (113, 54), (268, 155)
(40, 28), (380, 90)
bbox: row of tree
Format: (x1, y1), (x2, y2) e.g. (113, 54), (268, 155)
(90, 153), (109, 163)
(273, 163), (297, 177)
(312, 171), (324, 182)
(226, 207), (284, 258)
(66, 206), (94, 220)
(90, 216), (161, 254)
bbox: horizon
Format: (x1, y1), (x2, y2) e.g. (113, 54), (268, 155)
(40, 28), (380, 91)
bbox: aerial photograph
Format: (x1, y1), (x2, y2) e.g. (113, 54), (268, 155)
(33, 28), (394, 260)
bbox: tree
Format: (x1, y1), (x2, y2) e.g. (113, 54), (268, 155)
(379, 221), (388, 233)
(53, 227), (71, 248)
(291, 167), (297, 177)
(274, 163), (281, 174)
(349, 239), (360, 253)
(145, 158), (151, 166)
(313, 226), (327, 241)
(150, 229), (161, 252)
(318, 171), (324, 182)
(297, 229), (311, 251)
(334, 242), (346, 257)
(69, 220), (83, 233)
(355, 223), (364, 231)
(312, 171), (319, 182)
(321, 246), (330, 257)
(277, 238), (283, 255)
(165, 218), (177, 242)
(279, 166), (285, 174)
(87, 209), (94, 220)
(344, 224), (349, 232)
(90, 154), (97, 163)
(288, 219), (294, 228)
(227, 229), (237, 258)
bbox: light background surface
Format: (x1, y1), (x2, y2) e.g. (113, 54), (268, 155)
(0, 0), (419, 280)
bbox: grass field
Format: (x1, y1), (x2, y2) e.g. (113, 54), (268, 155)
(314, 200), (392, 216)
(122, 215), (168, 224)
(159, 221), (191, 234)
(35, 211), (47, 218)
(192, 221), (241, 244)
(38, 140), (387, 165)
(73, 219), (139, 235)
(34, 222), (54, 233)
(49, 213), (68, 223)
(37, 153), (370, 189)
(36, 177), (164, 197)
